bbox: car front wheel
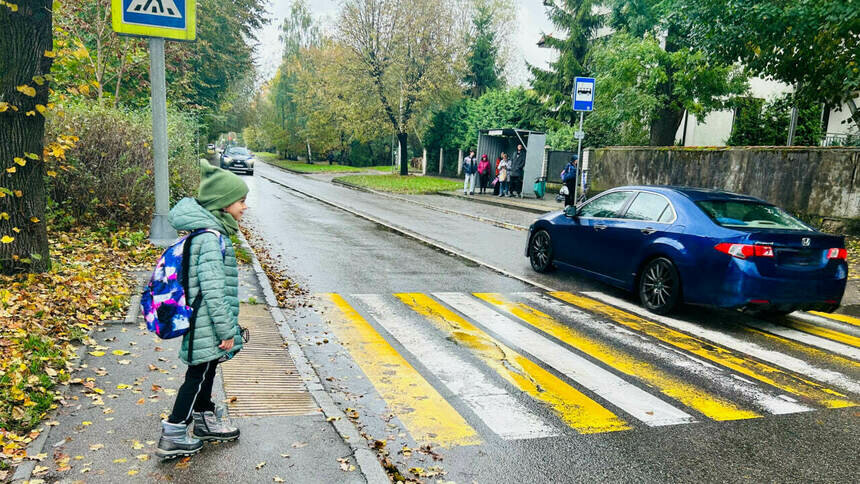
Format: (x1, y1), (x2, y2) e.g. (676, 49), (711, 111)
(529, 230), (554, 273)
(639, 257), (680, 314)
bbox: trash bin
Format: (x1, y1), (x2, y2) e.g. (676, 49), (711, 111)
(533, 177), (546, 199)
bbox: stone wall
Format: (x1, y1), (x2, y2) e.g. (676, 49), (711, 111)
(588, 147), (860, 229)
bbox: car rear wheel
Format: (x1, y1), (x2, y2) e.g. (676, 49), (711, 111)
(639, 257), (680, 314)
(529, 230), (554, 273)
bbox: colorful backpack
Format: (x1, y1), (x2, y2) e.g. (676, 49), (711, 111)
(140, 229), (226, 359)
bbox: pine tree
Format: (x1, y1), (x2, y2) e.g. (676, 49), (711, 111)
(464, 2), (503, 97)
(528, 0), (602, 126)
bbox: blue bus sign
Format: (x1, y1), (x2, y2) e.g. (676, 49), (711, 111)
(112, 0), (196, 41)
(572, 77), (595, 112)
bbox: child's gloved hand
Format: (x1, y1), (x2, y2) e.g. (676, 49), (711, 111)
(219, 338), (234, 350)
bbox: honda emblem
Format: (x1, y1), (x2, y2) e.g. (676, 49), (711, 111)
(801, 237), (810, 247)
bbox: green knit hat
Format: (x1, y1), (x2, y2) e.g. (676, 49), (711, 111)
(197, 159), (249, 210)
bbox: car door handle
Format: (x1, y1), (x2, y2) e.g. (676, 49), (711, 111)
(641, 227), (656, 235)
(594, 224), (607, 231)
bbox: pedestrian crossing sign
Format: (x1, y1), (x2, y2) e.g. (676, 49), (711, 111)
(111, 0), (196, 41)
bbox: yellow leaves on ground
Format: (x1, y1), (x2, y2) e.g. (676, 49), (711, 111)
(5, 167), (15, 174)
(15, 85), (36, 97)
(0, 225), (162, 442)
(13, 157), (26, 166)
(112, 349), (130, 356)
(31, 217), (40, 223)
(0, 102), (9, 112)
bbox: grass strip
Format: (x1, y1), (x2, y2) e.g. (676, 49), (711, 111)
(335, 174), (462, 194)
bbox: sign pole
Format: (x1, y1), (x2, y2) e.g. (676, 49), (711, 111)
(148, 37), (176, 245)
(573, 111), (584, 206)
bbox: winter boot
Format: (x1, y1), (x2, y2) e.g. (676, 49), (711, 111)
(156, 420), (203, 460)
(192, 405), (240, 442)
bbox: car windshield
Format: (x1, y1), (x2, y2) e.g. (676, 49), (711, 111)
(696, 200), (811, 230)
(227, 147), (250, 155)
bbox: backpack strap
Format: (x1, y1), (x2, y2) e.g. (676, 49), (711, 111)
(181, 229), (226, 363)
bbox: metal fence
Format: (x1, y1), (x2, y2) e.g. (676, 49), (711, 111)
(545, 150), (577, 184)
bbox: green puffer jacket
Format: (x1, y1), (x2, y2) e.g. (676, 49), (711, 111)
(168, 197), (243, 366)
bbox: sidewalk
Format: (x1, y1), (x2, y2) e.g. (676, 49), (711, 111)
(437, 190), (559, 214)
(16, 238), (385, 483)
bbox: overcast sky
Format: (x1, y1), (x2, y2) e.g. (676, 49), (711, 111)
(254, 1), (557, 86)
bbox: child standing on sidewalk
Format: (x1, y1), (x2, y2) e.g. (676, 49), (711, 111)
(156, 160), (248, 459)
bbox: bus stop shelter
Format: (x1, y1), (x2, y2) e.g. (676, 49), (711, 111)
(476, 128), (546, 198)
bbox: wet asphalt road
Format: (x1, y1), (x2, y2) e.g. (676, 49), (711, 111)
(241, 164), (859, 483)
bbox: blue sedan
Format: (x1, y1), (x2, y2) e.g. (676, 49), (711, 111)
(526, 186), (848, 315)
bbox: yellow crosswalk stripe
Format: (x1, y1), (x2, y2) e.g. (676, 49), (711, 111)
(746, 327), (860, 371)
(809, 311), (860, 328)
(395, 293), (631, 434)
(474, 293), (761, 421)
(322, 294), (481, 447)
(548, 292), (856, 409)
(782, 319), (860, 348)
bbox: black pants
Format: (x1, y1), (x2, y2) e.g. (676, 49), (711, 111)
(168, 359), (218, 424)
(564, 180), (577, 206)
(510, 176), (523, 195)
(479, 173), (489, 193)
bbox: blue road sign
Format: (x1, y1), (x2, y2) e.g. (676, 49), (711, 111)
(112, 0), (196, 41)
(572, 77), (595, 112)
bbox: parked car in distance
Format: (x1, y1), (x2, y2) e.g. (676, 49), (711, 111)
(526, 186), (848, 315)
(219, 146), (255, 175)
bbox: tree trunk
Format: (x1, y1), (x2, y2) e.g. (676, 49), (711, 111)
(0, 1), (54, 274)
(397, 132), (408, 176)
(649, 107), (684, 146)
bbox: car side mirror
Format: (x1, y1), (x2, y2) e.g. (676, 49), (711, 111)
(564, 205), (578, 218)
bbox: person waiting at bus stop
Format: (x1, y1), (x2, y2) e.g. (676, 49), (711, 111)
(560, 154), (578, 207)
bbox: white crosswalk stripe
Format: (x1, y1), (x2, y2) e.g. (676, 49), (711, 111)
(583, 292), (860, 395)
(434, 292), (697, 427)
(745, 319), (860, 360)
(353, 294), (559, 440)
(518, 293), (814, 416)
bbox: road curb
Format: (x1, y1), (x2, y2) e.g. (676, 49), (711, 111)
(436, 190), (552, 214)
(331, 178), (529, 232)
(236, 231), (390, 484)
(11, 274), (149, 483)
(261, 174), (558, 294)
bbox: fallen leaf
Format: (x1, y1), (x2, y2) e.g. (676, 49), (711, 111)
(291, 442), (308, 448)
(81, 421), (92, 426)
(136, 398), (145, 405)
(136, 454), (150, 461)
(280, 453), (290, 458)
(113, 458), (127, 463)
(118, 360), (131, 365)
(116, 384), (131, 390)
(33, 465), (49, 475)
(88, 351), (105, 357)
(255, 461), (266, 470)
(151, 384), (162, 392)
(148, 364), (158, 371)
(128, 469), (139, 476)
(326, 416), (341, 422)
(273, 477), (285, 483)
(132, 440), (144, 450)
(89, 444), (104, 451)
(112, 349), (130, 356)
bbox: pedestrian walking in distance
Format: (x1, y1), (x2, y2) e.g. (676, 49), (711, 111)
(463, 149), (477, 195)
(497, 153), (510, 197)
(156, 160), (248, 459)
(511, 144), (527, 198)
(560, 154), (578, 207)
(477, 154), (491, 194)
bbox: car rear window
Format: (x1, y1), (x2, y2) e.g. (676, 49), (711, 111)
(696, 200), (811, 230)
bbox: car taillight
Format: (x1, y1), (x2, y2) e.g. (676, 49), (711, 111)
(714, 243), (774, 259)
(826, 248), (847, 260)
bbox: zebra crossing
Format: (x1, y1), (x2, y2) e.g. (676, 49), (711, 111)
(317, 291), (860, 448)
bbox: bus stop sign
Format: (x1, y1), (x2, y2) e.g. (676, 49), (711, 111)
(112, 0), (196, 41)
(572, 77), (595, 112)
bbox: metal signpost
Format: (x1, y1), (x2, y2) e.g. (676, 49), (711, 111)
(111, 0), (197, 245)
(571, 77), (595, 206)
